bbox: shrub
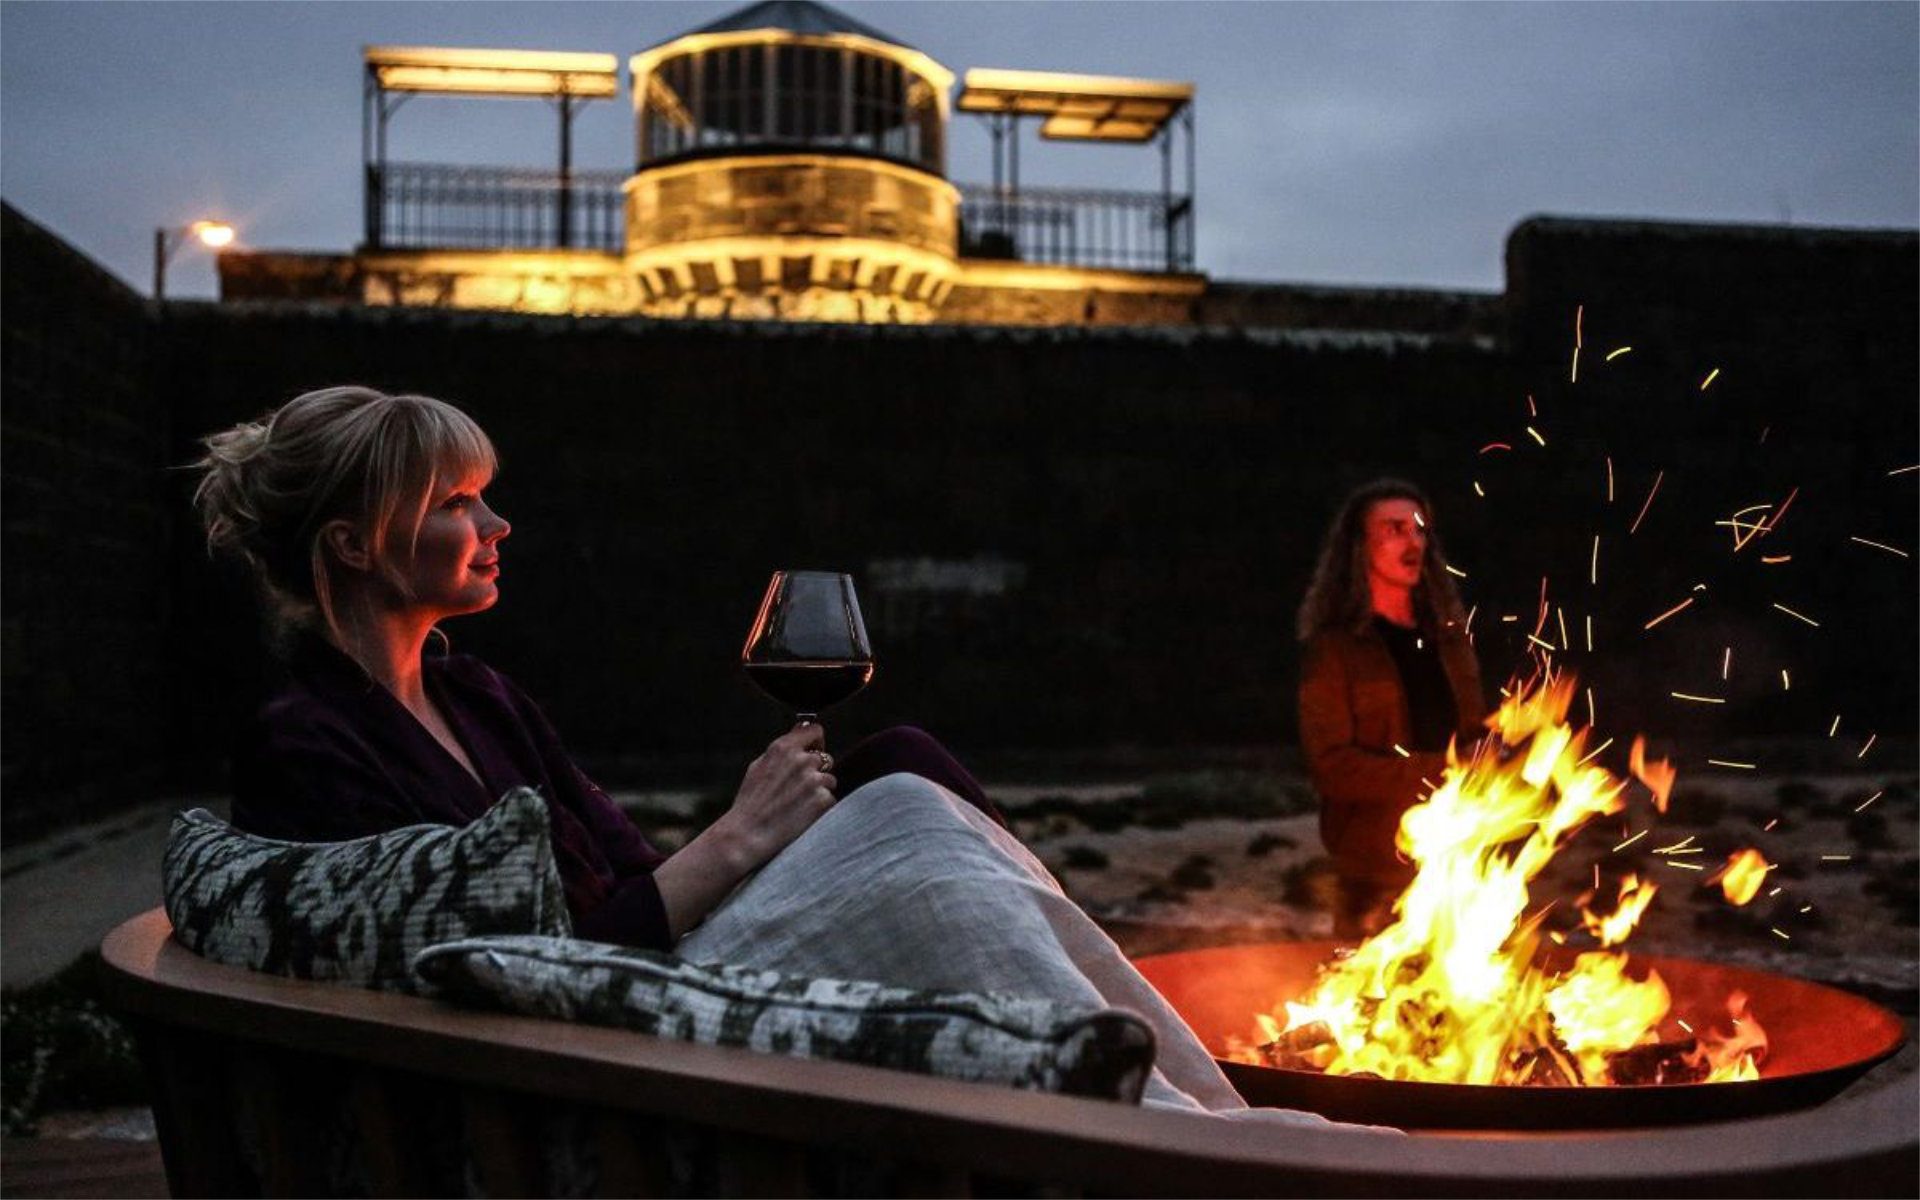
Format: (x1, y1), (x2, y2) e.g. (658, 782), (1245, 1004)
(1, 952), (147, 1135)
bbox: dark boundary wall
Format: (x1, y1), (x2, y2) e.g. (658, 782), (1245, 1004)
(4, 202), (1915, 836)
(2, 205), (168, 835)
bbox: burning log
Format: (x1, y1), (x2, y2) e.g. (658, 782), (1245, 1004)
(1255, 1020), (1337, 1071)
(1606, 1038), (1711, 1086)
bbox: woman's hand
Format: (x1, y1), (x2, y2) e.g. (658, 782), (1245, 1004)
(651, 724), (837, 941)
(714, 724), (838, 870)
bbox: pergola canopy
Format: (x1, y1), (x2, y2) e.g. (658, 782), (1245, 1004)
(957, 68), (1193, 142)
(364, 46), (619, 98)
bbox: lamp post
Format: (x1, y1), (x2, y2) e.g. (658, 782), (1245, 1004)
(153, 220), (235, 301)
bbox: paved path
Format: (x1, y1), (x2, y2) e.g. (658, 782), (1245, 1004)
(2, 799), (220, 989)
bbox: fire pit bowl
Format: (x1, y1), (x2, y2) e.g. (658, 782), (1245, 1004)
(1135, 940), (1906, 1131)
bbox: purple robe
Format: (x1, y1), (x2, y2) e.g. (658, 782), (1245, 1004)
(232, 635), (673, 950)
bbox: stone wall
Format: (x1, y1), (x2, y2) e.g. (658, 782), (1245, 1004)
(1, 205), (169, 836)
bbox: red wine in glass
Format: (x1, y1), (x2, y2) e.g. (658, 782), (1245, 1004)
(741, 571), (875, 723)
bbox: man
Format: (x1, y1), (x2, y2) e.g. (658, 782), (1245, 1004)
(1297, 479), (1485, 938)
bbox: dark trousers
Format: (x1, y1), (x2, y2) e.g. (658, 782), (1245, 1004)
(832, 725), (1008, 830)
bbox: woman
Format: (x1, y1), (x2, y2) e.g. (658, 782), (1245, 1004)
(1296, 479), (1486, 939)
(193, 385), (1329, 1123)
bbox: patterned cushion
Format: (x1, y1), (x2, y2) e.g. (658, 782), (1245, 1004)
(162, 787), (571, 993)
(413, 935), (1156, 1102)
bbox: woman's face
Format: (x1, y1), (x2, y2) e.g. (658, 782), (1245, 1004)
(1363, 496), (1428, 592)
(391, 468), (510, 618)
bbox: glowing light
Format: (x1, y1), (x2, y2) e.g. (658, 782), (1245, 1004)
(1707, 759), (1756, 770)
(1670, 692), (1725, 704)
(1849, 536), (1910, 558)
(1855, 791), (1883, 812)
(1828, 714), (1842, 737)
(368, 46), (621, 97)
(1585, 687), (1596, 728)
(1629, 470), (1664, 535)
(1613, 829), (1648, 852)
(1473, 480), (1486, 497)
(1770, 928), (1790, 940)
(1700, 368), (1721, 391)
(1643, 597), (1694, 630)
(1771, 603), (1820, 627)
(1605, 456), (1614, 503)
(1763, 819), (1779, 832)
(1666, 860), (1705, 871)
(190, 220), (235, 248)
(1857, 734), (1877, 759)
(1557, 607), (1570, 650)
(1605, 346), (1632, 361)
(1444, 563), (1468, 579)
(1392, 744), (1411, 758)
(1590, 535), (1600, 585)
(1527, 426), (1547, 447)
(1780, 669), (1790, 691)
(1721, 646), (1731, 680)
(1479, 442), (1512, 454)
(1761, 554), (1791, 564)
(1887, 464), (1919, 476)
(1584, 614), (1593, 652)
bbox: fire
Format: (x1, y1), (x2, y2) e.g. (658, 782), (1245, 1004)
(1232, 674), (1767, 1086)
(1716, 849), (1771, 905)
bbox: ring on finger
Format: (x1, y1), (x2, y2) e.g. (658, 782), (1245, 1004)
(815, 750), (833, 772)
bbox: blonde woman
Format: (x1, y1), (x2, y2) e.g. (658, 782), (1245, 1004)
(1297, 479), (1486, 939)
(194, 386), (997, 948)
(193, 385), (1332, 1122)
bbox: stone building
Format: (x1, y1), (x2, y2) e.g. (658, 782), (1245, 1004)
(220, 0), (1241, 327)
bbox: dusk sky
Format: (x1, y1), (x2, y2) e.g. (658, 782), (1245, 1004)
(3, 1), (1915, 300)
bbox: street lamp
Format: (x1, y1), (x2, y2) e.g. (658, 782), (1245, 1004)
(153, 220), (235, 301)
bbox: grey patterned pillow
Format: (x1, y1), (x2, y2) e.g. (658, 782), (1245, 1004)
(163, 787), (572, 993)
(414, 935), (1156, 1102)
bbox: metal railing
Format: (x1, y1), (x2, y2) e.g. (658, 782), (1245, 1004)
(957, 184), (1194, 273)
(366, 162), (626, 252)
(363, 164), (1195, 274)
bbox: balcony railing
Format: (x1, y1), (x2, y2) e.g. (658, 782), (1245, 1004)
(366, 162), (627, 252)
(957, 184), (1194, 274)
(364, 164), (1194, 273)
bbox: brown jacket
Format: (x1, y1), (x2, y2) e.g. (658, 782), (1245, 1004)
(1299, 623), (1485, 884)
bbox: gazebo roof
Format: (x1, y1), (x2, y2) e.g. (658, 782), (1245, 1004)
(676, 1), (916, 51)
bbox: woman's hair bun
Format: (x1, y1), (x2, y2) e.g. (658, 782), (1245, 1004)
(192, 418), (274, 561)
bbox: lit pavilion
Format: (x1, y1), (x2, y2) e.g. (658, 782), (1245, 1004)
(221, 0), (1206, 325)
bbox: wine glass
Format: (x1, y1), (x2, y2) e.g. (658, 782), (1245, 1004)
(741, 571), (875, 724)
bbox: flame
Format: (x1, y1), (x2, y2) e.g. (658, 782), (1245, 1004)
(1717, 849), (1771, 906)
(1581, 873), (1658, 947)
(1629, 737), (1676, 813)
(1232, 674), (1767, 1086)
